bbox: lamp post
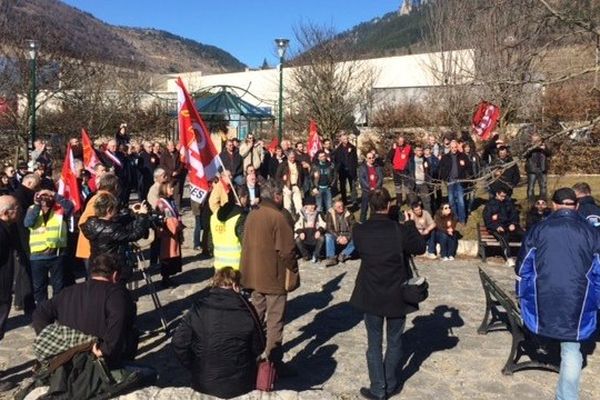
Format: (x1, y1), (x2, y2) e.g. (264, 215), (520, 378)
(275, 38), (289, 143)
(27, 40), (38, 151)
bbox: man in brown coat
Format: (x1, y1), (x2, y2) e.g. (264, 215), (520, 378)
(240, 180), (297, 369)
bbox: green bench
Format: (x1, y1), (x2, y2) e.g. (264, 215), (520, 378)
(477, 266), (559, 375)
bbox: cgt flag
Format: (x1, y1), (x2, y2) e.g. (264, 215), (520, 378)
(57, 143), (82, 213)
(175, 77), (220, 204)
(307, 119), (322, 158)
(472, 101), (500, 141)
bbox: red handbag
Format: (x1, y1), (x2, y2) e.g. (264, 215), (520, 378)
(240, 295), (277, 391)
(256, 359), (277, 391)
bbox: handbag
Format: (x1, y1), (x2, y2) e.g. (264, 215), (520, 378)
(239, 294), (277, 391)
(401, 256), (429, 305)
(285, 266), (300, 292)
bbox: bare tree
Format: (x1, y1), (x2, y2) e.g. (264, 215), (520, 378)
(286, 23), (377, 139)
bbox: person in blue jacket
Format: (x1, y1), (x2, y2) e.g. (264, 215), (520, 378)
(515, 188), (600, 400)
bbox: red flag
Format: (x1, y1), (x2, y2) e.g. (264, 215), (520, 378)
(81, 128), (101, 174)
(57, 143), (82, 213)
(175, 78), (220, 204)
(307, 119), (322, 158)
(472, 101), (500, 141)
(266, 137), (279, 154)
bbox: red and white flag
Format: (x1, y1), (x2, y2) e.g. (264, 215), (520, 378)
(175, 78), (220, 204)
(81, 128), (101, 174)
(472, 101), (500, 141)
(57, 143), (82, 213)
(307, 119), (322, 158)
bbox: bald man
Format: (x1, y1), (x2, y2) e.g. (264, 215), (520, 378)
(102, 139), (129, 203)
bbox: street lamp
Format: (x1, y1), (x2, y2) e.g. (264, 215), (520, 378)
(27, 40), (38, 151)
(275, 38), (289, 142)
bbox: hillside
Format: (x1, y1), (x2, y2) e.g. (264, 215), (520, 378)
(0, 0), (245, 73)
(332, 8), (428, 59)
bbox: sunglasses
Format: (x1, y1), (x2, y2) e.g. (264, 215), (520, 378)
(536, 201), (546, 205)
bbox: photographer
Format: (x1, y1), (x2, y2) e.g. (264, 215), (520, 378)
(24, 189), (74, 305)
(80, 192), (149, 282)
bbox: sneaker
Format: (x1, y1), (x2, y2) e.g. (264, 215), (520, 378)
(311, 256), (318, 264)
(338, 253), (350, 263)
(448, 256), (455, 261)
(442, 257), (450, 261)
(425, 252), (437, 259)
(506, 258), (516, 267)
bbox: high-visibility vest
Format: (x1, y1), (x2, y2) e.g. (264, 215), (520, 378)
(210, 213), (242, 270)
(29, 210), (67, 253)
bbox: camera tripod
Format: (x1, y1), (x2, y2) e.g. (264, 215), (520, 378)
(127, 243), (169, 335)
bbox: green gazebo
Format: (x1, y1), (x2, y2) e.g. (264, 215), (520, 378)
(193, 85), (274, 139)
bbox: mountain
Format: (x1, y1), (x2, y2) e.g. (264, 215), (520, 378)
(0, 0), (246, 74)
(328, 7), (428, 59)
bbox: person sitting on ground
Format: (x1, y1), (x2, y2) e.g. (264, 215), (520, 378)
(434, 202), (459, 261)
(572, 182), (600, 229)
(211, 186), (249, 271)
(32, 255), (137, 366)
(156, 180), (185, 288)
(483, 188), (522, 266)
(525, 197), (551, 230)
(80, 192), (149, 281)
(172, 267), (264, 399)
(324, 200), (356, 267)
(294, 197), (326, 263)
(408, 201), (437, 259)
(31, 254), (155, 393)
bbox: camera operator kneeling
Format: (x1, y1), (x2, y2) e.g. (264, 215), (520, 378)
(31, 254), (156, 397)
(172, 267), (265, 399)
(80, 192), (149, 282)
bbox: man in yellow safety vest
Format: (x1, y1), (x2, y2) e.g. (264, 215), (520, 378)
(211, 187), (248, 270)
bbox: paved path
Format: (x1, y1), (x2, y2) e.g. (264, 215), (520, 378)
(1, 214), (599, 399)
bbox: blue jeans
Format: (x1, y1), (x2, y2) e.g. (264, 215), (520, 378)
(364, 313), (406, 398)
(193, 215), (202, 248)
(316, 187), (332, 213)
(425, 231), (436, 254)
(556, 342), (582, 400)
(325, 233), (355, 258)
(31, 255), (65, 305)
(437, 231), (458, 258)
(447, 182), (466, 223)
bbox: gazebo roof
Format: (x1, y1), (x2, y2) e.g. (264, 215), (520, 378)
(194, 86), (274, 121)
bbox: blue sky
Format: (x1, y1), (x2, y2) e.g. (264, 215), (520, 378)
(63, 0), (400, 67)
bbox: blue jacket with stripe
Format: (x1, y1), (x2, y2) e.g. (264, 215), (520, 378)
(515, 208), (600, 342)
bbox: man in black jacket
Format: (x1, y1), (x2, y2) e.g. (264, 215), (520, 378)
(483, 188), (522, 266)
(12, 173), (40, 314)
(524, 134), (551, 202)
(137, 141), (157, 202)
(350, 188), (426, 400)
(0, 195), (21, 391)
(573, 182), (600, 229)
(333, 133), (358, 206)
(438, 140), (470, 223)
(220, 139), (244, 186)
(32, 254), (139, 369)
(172, 267), (264, 399)
(489, 145), (520, 198)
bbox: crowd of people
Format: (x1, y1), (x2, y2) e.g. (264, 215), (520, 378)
(0, 123), (600, 400)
